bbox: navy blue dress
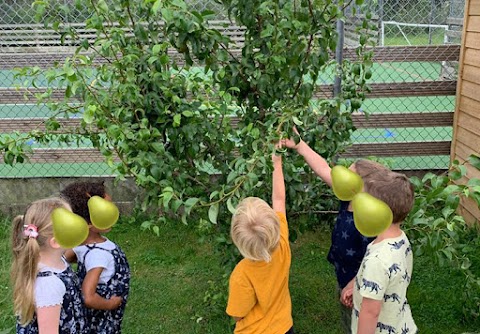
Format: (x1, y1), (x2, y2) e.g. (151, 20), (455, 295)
(77, 243), (130, 334)
(16, 266), (87, 334)
(327, 201), (375, 288)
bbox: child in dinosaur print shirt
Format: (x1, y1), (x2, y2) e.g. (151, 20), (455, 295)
(342, 169), (417, 334)
(351, 233), (416, 334)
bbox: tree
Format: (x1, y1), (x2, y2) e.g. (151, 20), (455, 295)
(12, 0), (373, 246)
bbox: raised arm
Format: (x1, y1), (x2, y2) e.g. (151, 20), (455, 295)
(284, 129), (332, 187)
(271, 152), (285, 215)
(295, 140), (332, 186)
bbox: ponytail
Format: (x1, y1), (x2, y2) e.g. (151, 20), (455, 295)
(11, 215), (41, 325)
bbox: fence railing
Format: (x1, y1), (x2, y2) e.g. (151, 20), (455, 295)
(0, 18), (460, 176)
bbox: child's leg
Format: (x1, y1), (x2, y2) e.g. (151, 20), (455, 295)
(337, 285), (352, 334)
(285, 326), (295, 334)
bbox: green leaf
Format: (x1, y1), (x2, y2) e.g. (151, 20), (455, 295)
(173, 114), (182, 127)
(171, 0), (186, 9)
(292, 116), (303, 126)
(227, 197), (236, 214)
(209, 190), (219, 200)
(469, 154), (480, 170)
(184, 197), (199, 216)
(467, 178), (480, 187)
(227, 171), (238, 184)
(171, 199), (182, 213)
(84, 105), (97, 124)
(162, 191), (173, 209)
(208, 203), (219, 224)
(152, 44), (161, 55)
(152, 0), (162, 14)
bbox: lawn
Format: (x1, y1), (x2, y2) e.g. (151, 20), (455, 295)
(1, 214), (480, 334)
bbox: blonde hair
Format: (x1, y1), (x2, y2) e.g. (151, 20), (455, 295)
(231, 197), (280, 262)
(354, 159), (414, 223)
(11, 197), (71, 326)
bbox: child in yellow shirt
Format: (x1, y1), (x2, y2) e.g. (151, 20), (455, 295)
(226, 147), (294, 334)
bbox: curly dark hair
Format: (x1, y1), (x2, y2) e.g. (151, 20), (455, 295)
(60, 181), (106, 223)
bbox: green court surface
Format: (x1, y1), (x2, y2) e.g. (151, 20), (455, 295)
(0, 60), (454, 177)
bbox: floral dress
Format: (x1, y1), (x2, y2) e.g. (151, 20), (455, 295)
(77, 243), (130, 334)
(16, 265), (87, 334)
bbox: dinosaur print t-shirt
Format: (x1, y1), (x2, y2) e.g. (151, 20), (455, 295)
(351, 231), (417, 334)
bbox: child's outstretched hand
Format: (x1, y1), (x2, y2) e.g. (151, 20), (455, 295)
(282, 126), (302, 149)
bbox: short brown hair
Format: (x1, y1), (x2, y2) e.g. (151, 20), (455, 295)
(353, 159), (390, 182)
(231, 197), (280, 262)
(363, 170), (414, 224)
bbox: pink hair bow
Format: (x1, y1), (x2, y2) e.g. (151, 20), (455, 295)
(23, 224), (39, 239)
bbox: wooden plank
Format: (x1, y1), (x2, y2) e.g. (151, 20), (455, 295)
(365, 45), (460, 63)
(454, 141), (476, 162)
(0, 118), (82, 133)
(457, 96), (480, 119)
(0, 88), (67, 103)
(399, 169), (447, 178)
(0, 45), (461, 69)
(0, 148), (110, 164)
(0, 80), (457, 105)
(471, 1), (480, 15)
(351, 112), (453, 128)
(465, 32), (480, 49)
(341, 141), (451, 158)
(462, 64), (480, 84)
(457, 109), (480, 135)
(468, 16), (480, 32)
(461, 80), (480, 102)
(459, 197), (480, 224)
(458, 205), (479, 225)
(450, 0), (471, 164)
(455, 127), (480, 153)
(315, 81), (457, 99)
(0, 142), (451, 164)
(463, 48), (480, 67)
(0, 112), (453, 134)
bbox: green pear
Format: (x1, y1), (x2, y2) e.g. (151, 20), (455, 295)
(88, 196), (119, 230)
(352, 192), (393, 237)
(51, 207), (89, 248)
(331, 165), (364, 201)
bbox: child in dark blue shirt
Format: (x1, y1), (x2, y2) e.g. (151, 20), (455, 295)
(328, 201), (373, 289)
(285, 134), (387, 333)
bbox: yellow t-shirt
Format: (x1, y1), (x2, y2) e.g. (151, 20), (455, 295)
(226, 212), (293, 334)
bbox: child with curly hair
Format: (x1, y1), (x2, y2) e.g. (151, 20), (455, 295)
(61, 181), (130, 334)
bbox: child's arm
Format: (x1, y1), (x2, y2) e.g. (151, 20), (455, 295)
(63, 249), (77, 263)
(37, 305), (61, 334)
(271, 151), (285, 215)
(82, 267), (123, 310)
(357, 297), (382, 334)
(284, 129), (332, 186)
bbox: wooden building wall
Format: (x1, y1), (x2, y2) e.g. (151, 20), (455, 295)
(451, 0), (480, 223)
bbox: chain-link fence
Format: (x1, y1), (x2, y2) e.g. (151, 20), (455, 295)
(0, 0), (465, 178)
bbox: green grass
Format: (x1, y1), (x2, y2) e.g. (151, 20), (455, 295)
(383, 30), (447, 46)
(2, 215), (480, 333)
